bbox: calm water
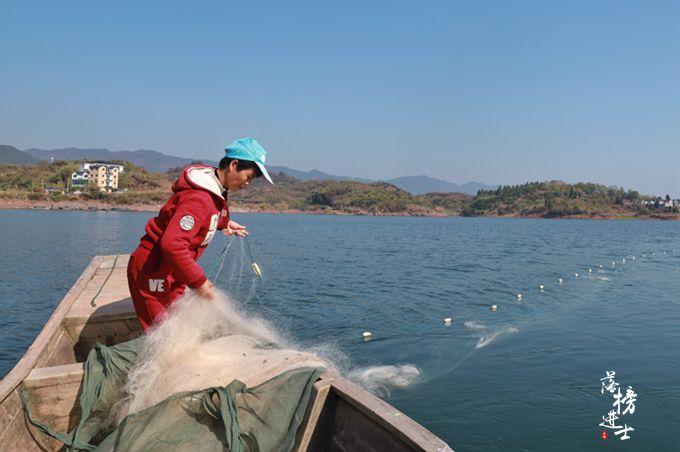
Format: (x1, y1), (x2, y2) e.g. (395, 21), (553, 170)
(1, 210), (679, 451)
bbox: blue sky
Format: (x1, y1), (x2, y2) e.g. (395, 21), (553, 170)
(1, 1), (678, 195)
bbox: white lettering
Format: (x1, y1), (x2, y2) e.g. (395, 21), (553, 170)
(201, 213), (220, 246)
(149, 279), (165, 292)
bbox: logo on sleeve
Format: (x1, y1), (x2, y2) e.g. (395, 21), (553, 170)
(179, 215), (195, 231)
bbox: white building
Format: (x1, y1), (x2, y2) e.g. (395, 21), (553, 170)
(71, 162), (125, 192)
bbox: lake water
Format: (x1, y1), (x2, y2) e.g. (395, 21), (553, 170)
(1, 210), (679, 450)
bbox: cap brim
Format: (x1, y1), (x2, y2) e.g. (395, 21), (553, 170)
(256, 162), (273, 184)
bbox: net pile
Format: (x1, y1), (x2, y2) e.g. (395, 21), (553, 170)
(23, 292), (325, 451)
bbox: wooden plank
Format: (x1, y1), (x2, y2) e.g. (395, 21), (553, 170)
(85, 298), (136, 321)
(0, 388), (22, 438)
(20, 363), (85, 447)
(35, 328), (77, 369)
(22, 383), (82, 429)
(99, 254), (129, 269)
(0, 255), (105, 404)
(0, 389), (43, 452)
(23, 363), (85, 389)
(329, 397), (414, 452)
(63, 299), (138, 345)
(67, 318), (139, 360)
(330, 378), (453, 452)
(66, 267), (132, 320)
(116, 254), (130, 268)
(295, 377), (333, 451)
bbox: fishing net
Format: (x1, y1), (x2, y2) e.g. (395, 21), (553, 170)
(22, 293), (325, 451)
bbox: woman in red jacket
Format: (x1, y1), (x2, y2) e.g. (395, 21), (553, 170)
(127, 137), (273, 330)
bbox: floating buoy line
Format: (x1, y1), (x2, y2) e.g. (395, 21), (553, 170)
(359, 247), (677, 340)
(205, 239), (677, 341)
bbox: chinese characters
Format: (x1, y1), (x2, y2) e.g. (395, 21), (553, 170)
(599, 371), (637, 441)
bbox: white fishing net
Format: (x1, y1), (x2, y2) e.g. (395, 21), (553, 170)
(115, 290), (327, 421)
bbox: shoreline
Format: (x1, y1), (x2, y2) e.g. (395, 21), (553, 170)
(1, 199), (678, 220)
(0, 199), (441, 217)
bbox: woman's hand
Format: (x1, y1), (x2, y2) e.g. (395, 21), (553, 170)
(195, 279), (215, 299)
(223, 220), (249, 237)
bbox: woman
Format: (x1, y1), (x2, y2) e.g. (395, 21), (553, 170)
(127, 137), (273, 330)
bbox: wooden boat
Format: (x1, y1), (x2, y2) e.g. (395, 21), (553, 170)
(0, 255), (453, 451)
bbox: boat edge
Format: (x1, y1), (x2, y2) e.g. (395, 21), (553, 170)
(0, 255), (108, 403)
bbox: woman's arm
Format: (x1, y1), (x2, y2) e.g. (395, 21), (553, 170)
(159, 192), (212, 289)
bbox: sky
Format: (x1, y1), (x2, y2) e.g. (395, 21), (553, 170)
(1, 1), (678, 196)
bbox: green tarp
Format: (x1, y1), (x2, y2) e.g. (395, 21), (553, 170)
(22, 337), (322, 451)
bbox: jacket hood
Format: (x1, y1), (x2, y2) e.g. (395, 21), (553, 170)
(173, 165), (226, 202)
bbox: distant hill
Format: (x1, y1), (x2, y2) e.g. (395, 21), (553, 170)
(461, 180), (674, 218)
(1, 158), (676, 219)
(384, 175), (495, 195)
(0, 159), (461, 215)
(268, 165), (371, 183)
(25, 147), (216, 173)
(266, 167), (493, 195)
(232, 173), (459, 215)
(0, 145), (40, 165)
(415, 192), (473, 211)
(23, 147), (491, 194)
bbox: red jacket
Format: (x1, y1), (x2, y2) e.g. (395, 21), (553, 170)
(136, 165), (230, 289)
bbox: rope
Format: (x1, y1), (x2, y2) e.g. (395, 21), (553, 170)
(207, 237), (236, 280)
(91, 254), (119, 307)
(243, 236), (279, 316)
(244, 236), (256, 263)
(207, 235), (279, 316)
(213, 238), (235, 281)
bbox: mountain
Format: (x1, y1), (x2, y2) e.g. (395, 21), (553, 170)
(22, 146), (492, 195)
(25, 148), (216, 172)
(266, 167), (494, 195)
(267, 165), (371, 183)
(25, 148), (372, 181)
(385, 175), (496, 195)
(0, 145), (41, 165)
